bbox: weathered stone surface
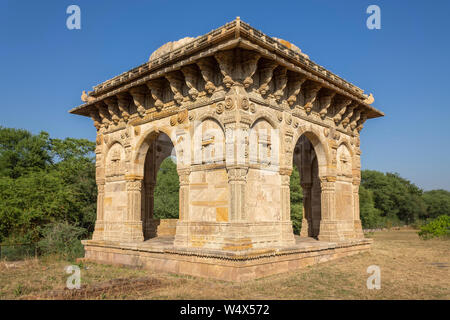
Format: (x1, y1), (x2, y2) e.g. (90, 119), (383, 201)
(70, 18), (383, 281)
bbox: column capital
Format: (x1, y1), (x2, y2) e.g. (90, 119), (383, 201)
(227, 166), (248, 183)
(124, 174), (144, 181)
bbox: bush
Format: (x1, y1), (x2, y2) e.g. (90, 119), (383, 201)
(37, 221), (86, 260)
(418, 215), (450, 240)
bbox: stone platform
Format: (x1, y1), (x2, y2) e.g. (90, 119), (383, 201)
(82, 236), (372, 282)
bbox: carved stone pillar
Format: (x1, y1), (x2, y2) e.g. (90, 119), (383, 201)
(173, 169), (190, 247)
(92, 180), (105, 241)
(352, 178), (364, 239)
(280, 168), (295, 246)
(318, 176), (342, 242)
(227, 166), (248, 222)
(143, 182), (155, 239)
(123, 176), (144, 242)
(300, 182), (312, 238)
(177, 169), (190, 221)
(280, 168), (292, 221)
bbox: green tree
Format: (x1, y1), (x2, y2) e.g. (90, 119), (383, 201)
(0, 127), (96, 243)
(153, 157), (179, 219)
(290, 164), (303, 234)
(422, 190), (450, 219)
(359, 185), (383, 228)
(361, 170), (426, 224)
(0, 127), (51, 179)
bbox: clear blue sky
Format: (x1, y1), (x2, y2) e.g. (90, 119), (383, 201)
(1, 0), (449, 190)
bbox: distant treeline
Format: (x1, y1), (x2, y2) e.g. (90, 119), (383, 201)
(1, 127), (449, 248)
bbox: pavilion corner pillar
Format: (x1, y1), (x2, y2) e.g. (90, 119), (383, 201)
(280, 168), (295, 246)
(318, 176), (343, 242)
(352, 178), (364, 239)
(92, 179), (105, 241)
(173, 168), (190, 247)
(123, 176), (144, 242)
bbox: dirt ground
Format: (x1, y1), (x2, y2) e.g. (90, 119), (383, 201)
(0, 229), (448, 300)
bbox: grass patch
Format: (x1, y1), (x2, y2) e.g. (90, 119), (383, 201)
(0, 230), (448, 300)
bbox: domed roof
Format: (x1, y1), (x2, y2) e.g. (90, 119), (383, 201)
(272, 37), (309, 59)
(149, 37), (197, 61)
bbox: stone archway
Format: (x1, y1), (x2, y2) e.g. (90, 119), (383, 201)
(292, 134), (322, 239)
(141, 132), (178, 240)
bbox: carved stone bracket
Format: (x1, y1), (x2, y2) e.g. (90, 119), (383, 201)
(356, 113), (367, 132)
(129, 87), (147, 117)
(241, 51), (261, 89)
(146, 80), (165, 111)
(214, 50), (235, 89)
(333, 97), (352, 125)
(350, 108), (361, 131)
(273, 67), (288, 102)
(89, 109), (102, 130)
(303, 82), (322, 113)
(165, 72), (185, 105)
(96, 103), (111, 129)
(341, 102), (358, 128)
(104, 97), (120, 125)
(258, 60), (278, 96)
(116, 93), (131, 121)
(287, 74), (307, 107)
(319, 92), (336, 119)
(181, 65), (199, 100)
(196, 57), (217, 94)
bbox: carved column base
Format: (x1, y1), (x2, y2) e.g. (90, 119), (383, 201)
(353, 219), (364, 239)
(300, 218), (309, 237)
(318, 220), (345, 242)
(121, 221), (144, 242)
(92, 220), (105, 241)
(173, 221), (189, 247)
(280, 221), (296, 246)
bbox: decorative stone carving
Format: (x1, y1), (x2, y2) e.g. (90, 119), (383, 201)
(303, 82), (322, 113)
(181, 65), (199, 100)
(214, 50), (235, 89)
(258, 60), (278, 95)
(146, 80), (165, 111)
(273, 67), (288, 102)
(356, 113), (367, 132)
(129, 87), (147, 117)
(341, 102), (358, 128)
(116, 94), (131, 121)
(196, 58), (217, 94)
(333, 97), (352, 125)
(363, 93), (375, 104)
(216, 102), (225, 114)
(165, 72), (185, 105)
(89, 109), (102, 130)
(350, 108), (361, 131)
(104, 97), (120, 125)
(287, 74), (307, 107)
(319, 92), (336, 119)
(96, 103), (111, 129)
(81, 90), (95, 103)
(241, 51), (261, 88)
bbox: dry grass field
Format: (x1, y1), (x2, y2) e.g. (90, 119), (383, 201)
(0, 229), (448, 300)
